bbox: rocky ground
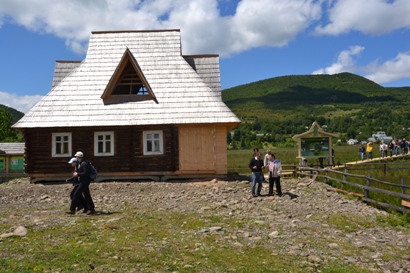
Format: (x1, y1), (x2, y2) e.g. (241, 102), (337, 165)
(1, 176), (410, 272)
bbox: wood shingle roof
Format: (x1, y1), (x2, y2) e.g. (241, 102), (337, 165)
(13, 29), (240, 129)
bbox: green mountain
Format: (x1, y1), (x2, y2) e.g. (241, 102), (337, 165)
(222, 72), (410, 147)
(0, 105), (24, 124)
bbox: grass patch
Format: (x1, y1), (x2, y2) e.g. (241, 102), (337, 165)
(0, 204), (380, 273)
(326, 213), (373, 233)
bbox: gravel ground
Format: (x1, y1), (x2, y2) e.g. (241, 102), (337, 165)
(1, 176), (410, 272)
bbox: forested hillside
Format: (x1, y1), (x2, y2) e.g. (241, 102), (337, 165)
(0, 105), (24, 124)
(0, 105), (23, 142)
(222, 72), (410, 149)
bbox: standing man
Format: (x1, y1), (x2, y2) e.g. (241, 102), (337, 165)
(66, 151), (96, 215)
(267, 154), (283, 196)
(249, 152), (264, 197)
(358, 144), (365, 161)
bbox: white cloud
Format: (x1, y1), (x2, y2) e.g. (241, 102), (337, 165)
(226, 0), (322, 54)
(0, 0), (322, 56)
(315, 0), (410, 35)
(364, 51), (410, 84)
(313, 46), (410, 85)
(312, 45), (364, 75)
(1, 0), (409, 87)
(0, 91), (43, 113)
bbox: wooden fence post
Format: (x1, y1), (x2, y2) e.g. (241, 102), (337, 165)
(365, 174), (371, 199)
(402, 178), (406, 195)
(384, 163), (386, 175)
(343, 169), (348, 187)
(324, 169), (328, 184)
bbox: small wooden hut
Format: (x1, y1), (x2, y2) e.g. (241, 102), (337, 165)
(292, 121), (339, 166)
(0, 143), (25, 180)
(12, 29), (240, 183)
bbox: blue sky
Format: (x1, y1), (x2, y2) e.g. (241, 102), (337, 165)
(1, 0), (410, 113)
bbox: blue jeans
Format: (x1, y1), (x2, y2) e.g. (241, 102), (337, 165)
(360, 152), (365, 161)
(251, 172), (264, 195)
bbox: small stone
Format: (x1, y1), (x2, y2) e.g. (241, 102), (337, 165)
(328, 243), (339, 248)
(209, 227), (222, 232)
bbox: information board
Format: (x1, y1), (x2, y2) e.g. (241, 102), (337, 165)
(300, 137), (330, 157)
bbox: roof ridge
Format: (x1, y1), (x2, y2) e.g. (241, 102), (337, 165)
(91, 29), (180, 34)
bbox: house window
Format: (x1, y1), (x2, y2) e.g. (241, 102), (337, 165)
(143, 131), (163, 155)
(52, 133), (72, 157)
(94, 131), (114, 156)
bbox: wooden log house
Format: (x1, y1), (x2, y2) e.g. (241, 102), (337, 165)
(12, 29), (241, 183)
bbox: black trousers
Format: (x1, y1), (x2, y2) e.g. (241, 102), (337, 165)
(70, 185), (88, 211)
(269, 176), (282, 195)
(70, 183), (95, 212)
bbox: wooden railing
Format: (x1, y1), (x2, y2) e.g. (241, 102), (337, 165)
(297, 166), (410, 213)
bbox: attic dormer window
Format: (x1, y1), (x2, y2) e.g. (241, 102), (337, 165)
(112, 63), (150, 95)
(101, 48), (158, 104)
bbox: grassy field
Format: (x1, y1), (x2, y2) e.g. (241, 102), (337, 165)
(227, 145), (357, 172)
(228, 145), (410, 174)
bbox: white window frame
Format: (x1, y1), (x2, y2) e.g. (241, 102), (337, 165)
(143, 130), (163, 155)
(52, 132), (72, 157)
(94, 131), (114, 156)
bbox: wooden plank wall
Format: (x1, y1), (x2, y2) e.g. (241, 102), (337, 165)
(214, 125), (227, 174)
(22, 124), (227, 180)
(178, 124), (227, 174)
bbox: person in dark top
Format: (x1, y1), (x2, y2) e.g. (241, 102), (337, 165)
(388, 141), (394, 157)
(66, 157), (88, 213)
(358, 144), (365, 161)
(66, 151), (95, 215)
(249, 152), (265, 197)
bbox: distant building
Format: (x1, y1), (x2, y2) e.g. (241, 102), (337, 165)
(380, 136), (393, 143)
(372, 131), (386, 139)
(367, 137), (377, 143)
(347, 139), (359, 145)
(0, 143), (25, 173)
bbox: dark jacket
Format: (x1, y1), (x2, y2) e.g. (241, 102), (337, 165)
(249, 157), (264, 172)
(66, 164), (79, 185)
(77, 160), (91, 185)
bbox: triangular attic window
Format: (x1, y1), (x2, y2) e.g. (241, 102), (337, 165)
(101, 48), (157, 104)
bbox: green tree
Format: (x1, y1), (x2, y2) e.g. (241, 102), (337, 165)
(346, 127), (356, 139)
(0, 107), (18, 142)
(227, 133), (232, 144)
